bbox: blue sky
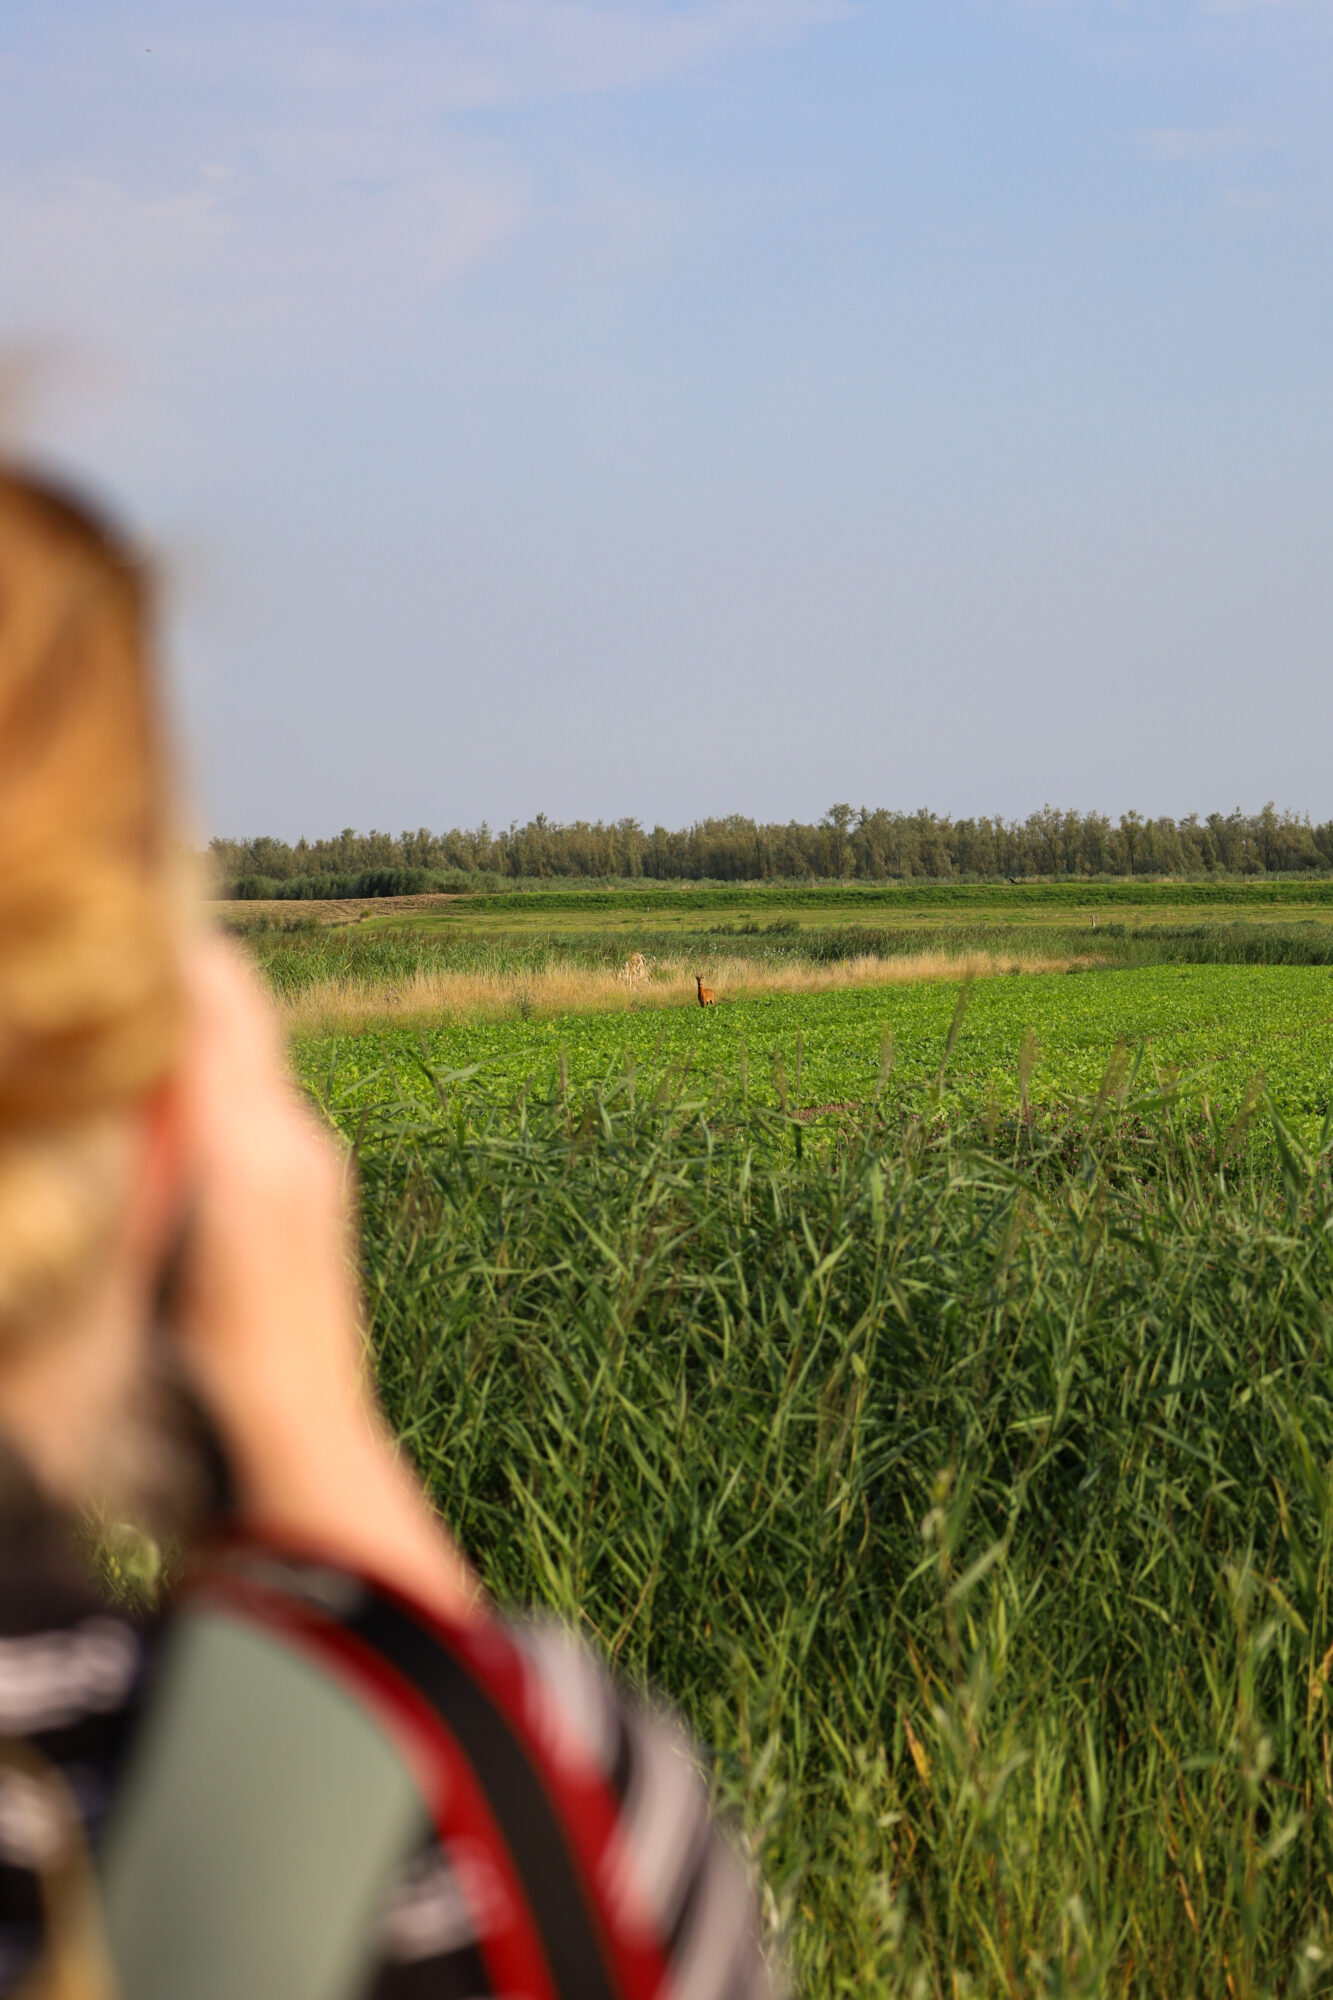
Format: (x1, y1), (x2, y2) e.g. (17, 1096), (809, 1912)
(2, 1), (1330, 838)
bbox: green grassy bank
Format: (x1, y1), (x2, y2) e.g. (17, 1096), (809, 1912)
(265, 912), (1333, 1992)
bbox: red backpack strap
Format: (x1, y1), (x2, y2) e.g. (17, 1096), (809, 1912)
(189, 1544), (672, 2000)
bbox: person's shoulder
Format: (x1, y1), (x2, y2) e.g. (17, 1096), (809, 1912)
(190, 1541), (782, 2000)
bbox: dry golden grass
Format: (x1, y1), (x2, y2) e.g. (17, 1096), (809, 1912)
(277, 948), (1089, 1035)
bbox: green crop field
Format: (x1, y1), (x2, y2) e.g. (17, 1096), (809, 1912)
(296, 963), (1333, 1145)
(374, 894), (1333, 938)
(261, 903), (1333, 1996)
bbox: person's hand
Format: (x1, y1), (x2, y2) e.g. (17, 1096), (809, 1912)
(175, 937), (364, 1460)
(174, 937), (479, 1619)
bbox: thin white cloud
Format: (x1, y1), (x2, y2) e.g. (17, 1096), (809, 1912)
(0, 0), (849, 359)
(0, 174), (233, 335)
(404, 0), (856, 107)
(155, 2), (856, 113)
(0, 159), (521, 348)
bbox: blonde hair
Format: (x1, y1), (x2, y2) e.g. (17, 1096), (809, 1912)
(0, 473), (183, 1334)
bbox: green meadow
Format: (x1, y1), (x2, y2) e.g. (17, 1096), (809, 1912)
(263, 884), (1333, 1997)
(237, 874), (1333, 939)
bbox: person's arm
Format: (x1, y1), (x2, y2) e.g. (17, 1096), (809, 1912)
(174, 940), (479, 1624)
(170, 942), (778, 2000)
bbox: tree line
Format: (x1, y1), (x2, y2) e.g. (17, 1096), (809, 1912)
(208, 804), (1333, 894)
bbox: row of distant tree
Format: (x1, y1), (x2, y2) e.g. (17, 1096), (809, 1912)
(209, 804), (1333, 889)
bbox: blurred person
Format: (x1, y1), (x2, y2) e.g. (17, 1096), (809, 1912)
(0, 469), (775, 2000)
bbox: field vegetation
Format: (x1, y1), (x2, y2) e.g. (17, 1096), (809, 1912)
(229, 876), (1333, 1995)
(227, 879), (1333, 1034)
(344, 1061), (1333, 1998)
(223, 878), (1333, 936)
(274, 945), (1088, 1035)
(293, 963), (1333, 1150)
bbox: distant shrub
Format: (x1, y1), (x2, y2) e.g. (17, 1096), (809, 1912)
(219, 867), (475, 901)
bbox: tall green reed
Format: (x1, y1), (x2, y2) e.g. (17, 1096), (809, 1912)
(342, 1062), (1333, 1996)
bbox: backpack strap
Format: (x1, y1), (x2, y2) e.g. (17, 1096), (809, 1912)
(100, 1541), (669, 2000)
(98, 1592), (429, 2000)
(189, 1549), (668, 2000)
